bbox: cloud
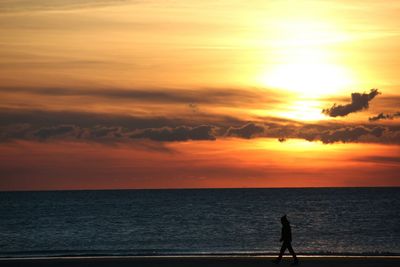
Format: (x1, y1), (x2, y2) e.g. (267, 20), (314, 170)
(0, 107), (246, 130)
(130, 125), (217, 142)
(322, 89), (380, 117)
(0, 108), (179, 129)
(33, 125), (79, 140)
(369, 112), (400, 121)
(0, 86), (280, 107)
(319, 126), (385, 144)
(225, 123), (265, 139)
(91, 126), (123, 137)
(1, 107), (400, 145)
(2, 122), (400, 145)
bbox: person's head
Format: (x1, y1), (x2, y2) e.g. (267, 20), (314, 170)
(281, 215), (289, 225)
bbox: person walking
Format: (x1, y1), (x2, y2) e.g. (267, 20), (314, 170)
(272, 215), (299, 265)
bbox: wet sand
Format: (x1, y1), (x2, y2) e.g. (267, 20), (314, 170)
(1, 255), (399, 267)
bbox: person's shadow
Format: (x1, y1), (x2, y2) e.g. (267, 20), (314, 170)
(272, 215), (299, 265)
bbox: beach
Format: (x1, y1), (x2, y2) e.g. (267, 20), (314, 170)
(1, 255), (399, 267)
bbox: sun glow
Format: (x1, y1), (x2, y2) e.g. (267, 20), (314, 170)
(252, 99), (326, 122)
(253, 17), (359, 121)
(257, 18), (356, 98)
(278, 99), (326, 121)
(261, 62), (354, 98)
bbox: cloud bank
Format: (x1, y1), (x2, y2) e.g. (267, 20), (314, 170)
(1, 108), (400, 145)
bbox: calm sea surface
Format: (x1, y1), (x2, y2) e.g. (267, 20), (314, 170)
(0, 188), (399, 257)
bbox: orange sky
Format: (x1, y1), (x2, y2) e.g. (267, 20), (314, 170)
(0, 0), (399, 190)
(1, 139), (399, 191)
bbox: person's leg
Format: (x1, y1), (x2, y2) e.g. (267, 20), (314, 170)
(272, 243), (287, 264)
(286, 242), (299, 264)
(277, 242), (287, 261)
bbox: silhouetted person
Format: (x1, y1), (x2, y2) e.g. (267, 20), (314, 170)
(272, 215), (299, 265)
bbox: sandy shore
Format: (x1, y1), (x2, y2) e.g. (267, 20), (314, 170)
(0, 255), (399, 267)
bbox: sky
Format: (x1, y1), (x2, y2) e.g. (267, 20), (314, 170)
(0, 0), (399, 190)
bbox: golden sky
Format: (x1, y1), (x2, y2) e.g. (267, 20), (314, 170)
(0, 0), (399, 190)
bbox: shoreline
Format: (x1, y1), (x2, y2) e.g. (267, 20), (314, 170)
(1, 255), (400, 267)
(2, 254), (400, 259)
(1, 252), (400, 258)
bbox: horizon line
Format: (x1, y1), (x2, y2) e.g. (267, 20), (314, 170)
(1, 185), (399, 193)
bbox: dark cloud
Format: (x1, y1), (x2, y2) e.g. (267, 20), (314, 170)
(33, 125), (79, 140)
(81, 126), (124, 139)
(319, 126), (384, 144)
(0, 108), (176, 129)
(0, 107), (244, 129)
(0, 123), (31, 141)
(369, 112), (400, 121)
(258, 123), (398, 144)
(1, 121), (400, 145)
(264, 123), (301, 139)
(1, 107), (400, 145)
(0, 86), (280, 107)
(225, 123), (265, 139)
(130, 125), (217, 142)
(323, 89), (380, 117)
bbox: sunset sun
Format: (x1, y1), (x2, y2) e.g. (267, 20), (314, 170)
(255, 18), (357, 98)
(261, 62), (354, 98)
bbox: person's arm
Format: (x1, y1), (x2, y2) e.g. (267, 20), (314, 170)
(279, 227), (283, 242)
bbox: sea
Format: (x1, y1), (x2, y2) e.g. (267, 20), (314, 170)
(0, 188), (399, 257)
